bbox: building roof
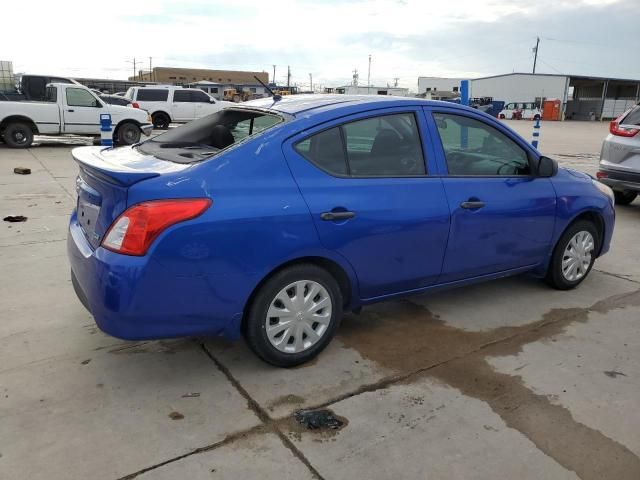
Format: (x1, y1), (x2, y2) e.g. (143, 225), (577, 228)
(472, 72), (640, 83)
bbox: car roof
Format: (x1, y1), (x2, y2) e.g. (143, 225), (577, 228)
(244, 94), (462, 116)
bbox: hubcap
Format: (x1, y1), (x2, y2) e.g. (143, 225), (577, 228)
(265, 280), (332, 354)
(562, 231), (594, 282)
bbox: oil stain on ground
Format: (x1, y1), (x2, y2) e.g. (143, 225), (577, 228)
(337, 288), (640, 480)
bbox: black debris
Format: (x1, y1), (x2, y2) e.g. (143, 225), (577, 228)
(13, 167), (31, 175)
(3, 215), (27, 223)
(604, 370), (627, 378)
(294, 409), (344, 430)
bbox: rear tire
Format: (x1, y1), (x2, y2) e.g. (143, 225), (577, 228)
(4, 122), (34, 148)
(499, 114), (506, 119)
(152, 112), (170, 130)
(115, 122), (141, 145)
(545, 220), (599, 290)
(614, 190), (637, 206)
(244, 264), (343, 367)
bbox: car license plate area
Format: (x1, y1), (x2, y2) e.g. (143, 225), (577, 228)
(76, 175), (102, 243)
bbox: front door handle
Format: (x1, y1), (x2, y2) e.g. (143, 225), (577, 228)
(67, 109), (75, 112)
(320, 211), (355, 221)
(460, 200), (485, 210)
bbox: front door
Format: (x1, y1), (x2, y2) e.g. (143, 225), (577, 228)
(284, 108), (451, 299)
(171, 90), (196, 122)
(62, 87), (103, 135)
(427, 109), (556, 282)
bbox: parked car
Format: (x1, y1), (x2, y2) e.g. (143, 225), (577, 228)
(499, 102), (541, 120)
(68, 95), (615, 367)
(124, 86), (234, 129)
(0, 83), (152, 148)
(597, 104), (640, 205)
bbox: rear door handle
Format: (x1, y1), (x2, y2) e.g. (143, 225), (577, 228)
(460, 201), (485, 210)
(320, 211), (355, 221)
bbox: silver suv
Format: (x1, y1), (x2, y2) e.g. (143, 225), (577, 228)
(598, 104), (640, 205)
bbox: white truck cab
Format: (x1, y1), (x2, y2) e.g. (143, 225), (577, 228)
(498, 102), (542, 120)
(124, 86), (234, 129)
(0, 83), (152, 148)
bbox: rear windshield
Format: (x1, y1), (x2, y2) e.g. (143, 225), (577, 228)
(136, 109), (284, 163)
(623, 105), (640, 126)
(136, 89), (169, 101)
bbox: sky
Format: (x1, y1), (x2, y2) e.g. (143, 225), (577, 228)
(4, 0), (638, 91)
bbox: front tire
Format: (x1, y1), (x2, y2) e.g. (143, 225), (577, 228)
(614, 190), (637, 206)
(545, 220), (599, 290)
(4, 122), (34, 148)
(245, 264), (343, 367)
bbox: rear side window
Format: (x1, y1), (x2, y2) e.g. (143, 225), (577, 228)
(173, 90), (190, 102)
(294, 113), (425, 177)
(136, 89), (169, 101)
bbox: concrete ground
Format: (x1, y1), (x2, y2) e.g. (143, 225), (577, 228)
(1, 120), (639, 480)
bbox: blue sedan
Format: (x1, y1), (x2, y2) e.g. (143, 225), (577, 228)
(67, 95), (615, 366)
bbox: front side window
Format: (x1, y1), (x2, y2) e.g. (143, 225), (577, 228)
(66, 88), (99, 107)
(173, 90), (190, 102)
(190, 90), (211, 103)
(434, 113), (531, 176)
(294, 113), (425, 177)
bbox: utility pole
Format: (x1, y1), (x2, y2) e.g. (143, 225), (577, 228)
(127, 58), (138, 79)
(532, 37), (540, 74)
(393, 77), (399, 87)
(309, 73), (313, 92)
(352, 69), (359, 86)
(367, 54), (371, 94)
(287, 65), (291, 89)
(272, 65), (276, 85)
(149, 57), (153, 82)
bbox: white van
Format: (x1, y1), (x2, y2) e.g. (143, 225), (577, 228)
(124, 86), (234, 129)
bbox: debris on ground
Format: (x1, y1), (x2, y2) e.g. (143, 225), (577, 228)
(168, 411), (185, 420)
(181, 392), (200, 398)
(294, 409), (344, 430)
(13, 167), (31, 175)
(604, 370), (627, 378)
(3, 216), (28, 223)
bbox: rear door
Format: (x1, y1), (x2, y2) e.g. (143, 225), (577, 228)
(62, 87), (103, 134)
(284, 107), (450, 300)
(426, 107), (556, 282)
(171, 90), (195, 121)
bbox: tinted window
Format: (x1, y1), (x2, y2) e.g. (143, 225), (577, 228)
(173, 90), (191, 102)
(190, 90), (211, 103)
(342, 113), (424, 176)
(66, 87), (99, 107)
(229, 114), (282, 142)
(295, 128), (348, 175)
(136, 89), (169, 101)
(434, 113), (530, 176)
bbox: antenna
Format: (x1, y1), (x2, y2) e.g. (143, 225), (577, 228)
(254, 75), (281, 101)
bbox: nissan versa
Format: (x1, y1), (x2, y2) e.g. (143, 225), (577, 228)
(67, 95), (615, 367)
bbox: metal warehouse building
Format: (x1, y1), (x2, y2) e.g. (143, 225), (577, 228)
(470, 73), (640, 120)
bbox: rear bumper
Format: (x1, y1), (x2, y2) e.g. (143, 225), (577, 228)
(598, 166), (640, 192)
(67, 211), (243, 341)
(140, 123), (153, 136)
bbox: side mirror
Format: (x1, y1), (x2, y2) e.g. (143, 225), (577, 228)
(537, 156), (557, 177)
(210, 98), (216, 103)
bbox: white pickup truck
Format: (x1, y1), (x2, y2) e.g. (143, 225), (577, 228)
(0, 83), (153, 148)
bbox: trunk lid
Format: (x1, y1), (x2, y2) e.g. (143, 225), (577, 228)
(72, 146), (189, 249)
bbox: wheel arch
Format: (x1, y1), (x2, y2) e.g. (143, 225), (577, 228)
(0, 115), (39, 135)
(113, 118), (142, 141)
(241, 255), (359, 334)
(151, 110), (171, 121)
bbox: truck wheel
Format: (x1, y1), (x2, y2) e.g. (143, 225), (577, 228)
(4, 122), (34, 148)
(499, 114), (506, 119)
(152, 112), (170, 129)
(614, 190), (637, 206)
(116, 122), (141, 145)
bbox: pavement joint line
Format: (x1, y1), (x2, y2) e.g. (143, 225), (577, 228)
(200, 343), (327, 480)
(26, 148), (76, 200)
(0, 238), (67, 248)
(593, 268), (640, 285)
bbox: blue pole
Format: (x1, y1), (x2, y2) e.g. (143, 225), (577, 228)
(531, 118), (541, 149)
(100, 113), (113, 147)
(460, 80), (469, 106)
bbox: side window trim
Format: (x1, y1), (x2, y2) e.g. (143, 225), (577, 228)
(427, 108), (538, 178)
(292, 109), (429, 179)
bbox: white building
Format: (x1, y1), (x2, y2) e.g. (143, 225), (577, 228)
(331, 85), (410, 96)
(470, 73), (640, 120)
(417, 76), (463, 95)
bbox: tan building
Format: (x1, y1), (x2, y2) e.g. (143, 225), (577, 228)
(130, 67), (268, 86)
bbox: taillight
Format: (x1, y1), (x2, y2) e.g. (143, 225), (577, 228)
(132, 102), (140, 108)
(609, 119), (640, 137)
(596, 171), (608, 179)
(102, 199), (211, 256)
